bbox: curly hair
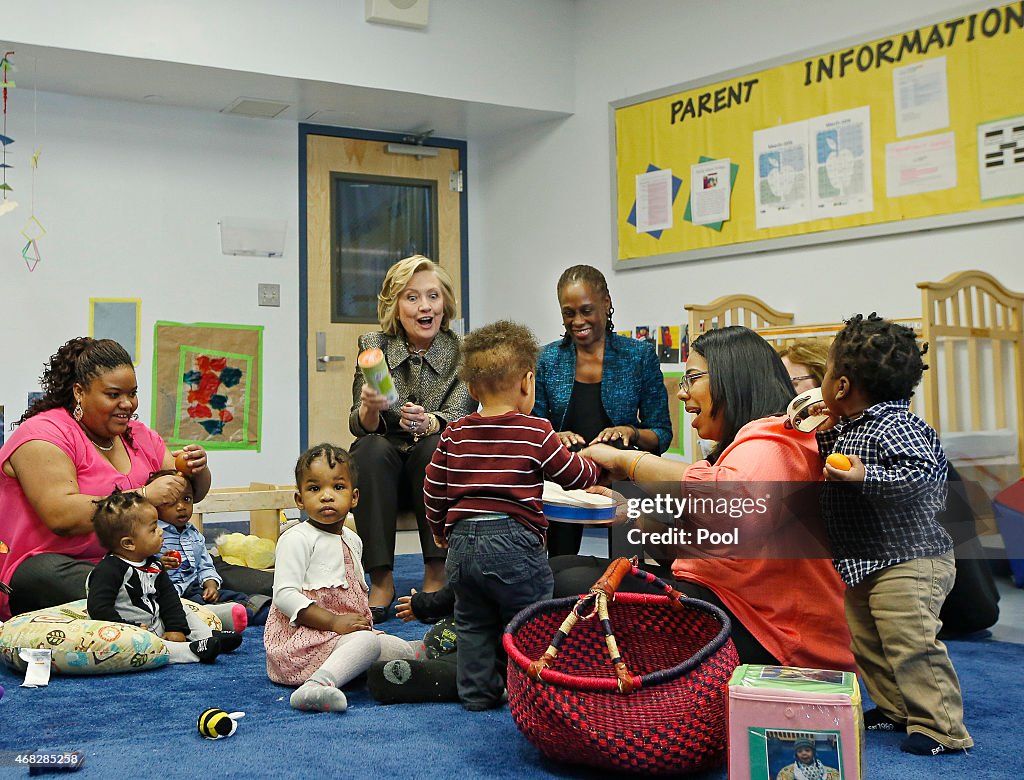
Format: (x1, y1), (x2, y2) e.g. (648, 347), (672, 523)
(460, 320), (540, 396)
(377, 255), (457, 337)
(829, 313), (927, 402)
(557, 264), (615, 344)
(17, 337), (137, 449)
(92, 489), (150, 551)
(295, 443), (358, 488)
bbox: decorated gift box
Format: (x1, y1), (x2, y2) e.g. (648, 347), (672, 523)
(728, 664), (863, 780)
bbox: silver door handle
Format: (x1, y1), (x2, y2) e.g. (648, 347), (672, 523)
(315, 331), (346, 373)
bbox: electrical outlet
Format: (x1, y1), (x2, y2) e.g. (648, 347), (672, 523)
(258, 283), (281, 307)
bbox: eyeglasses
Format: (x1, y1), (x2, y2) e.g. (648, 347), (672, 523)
(678, 371), (709, 393)
(790, 375), (817, 387)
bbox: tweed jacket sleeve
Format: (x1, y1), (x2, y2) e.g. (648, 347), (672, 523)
(349, 330), (476, 437)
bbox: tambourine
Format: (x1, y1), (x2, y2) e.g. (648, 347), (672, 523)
(786, 386), (830, 433)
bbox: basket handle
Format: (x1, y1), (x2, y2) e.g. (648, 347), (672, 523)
(591, 556), (633, 598)
(592, 556), (687, 612)
(528, 558), (639, 692)
(526, 558), (691, 692)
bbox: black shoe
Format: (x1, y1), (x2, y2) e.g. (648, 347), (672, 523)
(211, 630), (243, 653)
(864, 707), (906, 732)
(369, 589), (396, 624)
(367, 659), (459, 704)
(190, 636), (222, 664)
(900, 733), (962, 756)
(421, 617), (457, 659)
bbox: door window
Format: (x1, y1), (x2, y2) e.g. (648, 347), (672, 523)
(331, 174), (437, 322)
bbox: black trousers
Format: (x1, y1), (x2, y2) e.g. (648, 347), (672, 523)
(350, 432), (445, 571)
(545, 520), (584, 557)
(212, 556), (274, 597)
(549, 554), (780, 666)
(8, 553), (94, 615)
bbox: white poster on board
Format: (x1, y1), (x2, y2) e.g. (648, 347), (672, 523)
(809, 106), (873, 219)
(689, 158), (731, 225)
(635, 168), (673, 233)
(753, 120), (810, 229)
(978, 116), (1024, 200)
(893, 57), (950, 138)
(885, 132), (957, 198)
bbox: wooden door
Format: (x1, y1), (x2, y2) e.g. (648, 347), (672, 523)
(304, 133), (463, 449)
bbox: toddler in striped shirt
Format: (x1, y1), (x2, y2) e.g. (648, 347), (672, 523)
(424, 320), (601, 710)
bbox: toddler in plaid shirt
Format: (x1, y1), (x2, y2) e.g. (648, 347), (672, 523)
(816, 313), (971, 756)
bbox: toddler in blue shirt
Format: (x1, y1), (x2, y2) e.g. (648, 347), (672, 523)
(148, 470), (269, 629)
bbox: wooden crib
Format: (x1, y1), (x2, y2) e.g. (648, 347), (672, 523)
(682, 270), (1024, 528)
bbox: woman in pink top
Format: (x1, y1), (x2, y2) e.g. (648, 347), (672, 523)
(554, 326), (853, 671)
(0, 337), (211, 619)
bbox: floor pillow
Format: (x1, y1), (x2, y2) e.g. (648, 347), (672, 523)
(0, 599), (221, 675)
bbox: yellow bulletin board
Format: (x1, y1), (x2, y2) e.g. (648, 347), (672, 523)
(612, 2), (1024, 266)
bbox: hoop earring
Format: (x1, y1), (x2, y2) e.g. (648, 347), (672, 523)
(132, 413), (140, 420)
(73, 403), (84, 421)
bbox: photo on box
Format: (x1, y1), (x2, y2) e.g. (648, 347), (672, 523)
(753, 729), (844, 780)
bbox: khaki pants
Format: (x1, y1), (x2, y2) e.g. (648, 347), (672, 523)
(845, 552), (973, 749)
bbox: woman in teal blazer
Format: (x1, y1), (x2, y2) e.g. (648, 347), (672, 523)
(533, 265), (672, 555)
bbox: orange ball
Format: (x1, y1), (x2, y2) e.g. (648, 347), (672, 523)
(174, 452), (191, 474)
(826, 452), (852, 471)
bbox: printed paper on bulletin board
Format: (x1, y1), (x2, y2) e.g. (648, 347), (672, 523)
(614, 2), (1024, 263)
(151, 321), (263, 451)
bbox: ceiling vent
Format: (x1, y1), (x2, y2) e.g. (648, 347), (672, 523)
(221, 97), (291, 119)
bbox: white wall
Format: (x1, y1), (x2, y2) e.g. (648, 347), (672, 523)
(3, 0), (575, 113)
(3, 0), (1024, 488)
(0, 92), (299, 486)
(471, 0), (1024, 342)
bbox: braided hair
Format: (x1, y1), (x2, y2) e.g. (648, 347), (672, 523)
(830, 313), (928, 402)
(557, 264), (615, 345)
(92, 489), (149, 551)
(17, 337), (137, 449)
(295, 443), (358, 488)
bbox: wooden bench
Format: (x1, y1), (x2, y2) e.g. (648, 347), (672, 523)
(191, 482), (413, 541)
(192, 482), (295, 541)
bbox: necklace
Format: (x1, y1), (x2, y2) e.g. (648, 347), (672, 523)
(81, 428), (115, 451)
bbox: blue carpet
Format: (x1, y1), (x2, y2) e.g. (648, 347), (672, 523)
(0, 554), (1017, 779)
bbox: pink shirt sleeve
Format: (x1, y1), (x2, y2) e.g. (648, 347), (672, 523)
(0, 409), (169, 619)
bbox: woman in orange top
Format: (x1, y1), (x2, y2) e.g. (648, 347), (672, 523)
(556, 326), (853, 670)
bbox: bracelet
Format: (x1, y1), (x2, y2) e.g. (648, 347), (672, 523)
(628, 451), (649, 481)
(141, 485), (148, 500)
(628, 425), (640, 445)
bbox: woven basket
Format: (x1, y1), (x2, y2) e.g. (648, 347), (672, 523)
(503, 559), (739, 775)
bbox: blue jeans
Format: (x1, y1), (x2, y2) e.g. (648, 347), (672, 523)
(445, 515), (553, 708)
